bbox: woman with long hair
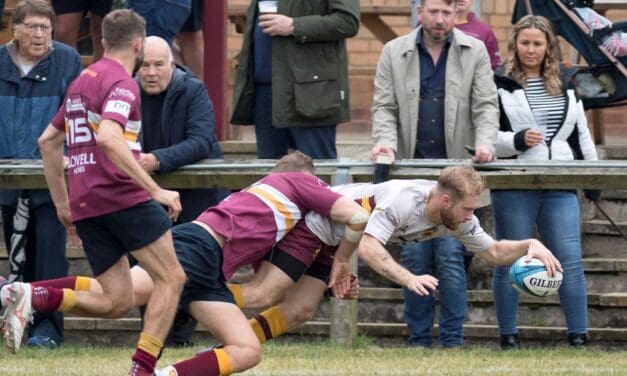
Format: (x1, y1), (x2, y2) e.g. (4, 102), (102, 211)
(491, 15), (598, 349)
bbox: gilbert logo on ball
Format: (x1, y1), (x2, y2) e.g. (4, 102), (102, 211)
(509, 256), (563, 297)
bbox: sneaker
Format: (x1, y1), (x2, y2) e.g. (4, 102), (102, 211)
(499, 333), (520, 350)
(26, 335), (59, 349)
(2, 282), (33, 354)
(154, 366), (178, 376)
(568, 333), (589, 348)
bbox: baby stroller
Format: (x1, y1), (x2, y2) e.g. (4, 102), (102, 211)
(512, 0), (627, 109)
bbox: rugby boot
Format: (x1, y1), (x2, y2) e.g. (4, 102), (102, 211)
(2, 282), (33, 354)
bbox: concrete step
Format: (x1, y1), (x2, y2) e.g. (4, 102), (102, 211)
(308, 288), (627, 329)
(602, 145), (627, 160)
(583, 235), (627, 258)
(586, 198), (627, 222)
(583, 219), (627, 236)
(59, 317), (627, 347)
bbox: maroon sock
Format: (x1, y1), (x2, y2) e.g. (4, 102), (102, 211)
(131, 348), (157, 374)
(173, 350), (221, 376)
(32, 276), (77, 290)
(31, 286), (63, 312)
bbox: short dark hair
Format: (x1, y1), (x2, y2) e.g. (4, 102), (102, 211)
(272, 150), (315, 174)
(102, 9), (146, 51)
(12, 0), (55, 28)
(420, 0), (458, 6)
(437, 166), (484, 202)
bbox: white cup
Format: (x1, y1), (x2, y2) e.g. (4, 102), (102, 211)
(375, 152), (393, 165)
(258, 1), (278, 14)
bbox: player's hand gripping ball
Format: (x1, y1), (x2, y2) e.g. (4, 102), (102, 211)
(509, 256), (563, 297)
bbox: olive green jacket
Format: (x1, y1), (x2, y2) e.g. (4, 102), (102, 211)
(231, 0), (360, 128)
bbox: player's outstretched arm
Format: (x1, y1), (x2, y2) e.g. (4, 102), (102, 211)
(358, 234), (438, 296)
(477, 239), (563, 277)
(97, 119), (181, 221)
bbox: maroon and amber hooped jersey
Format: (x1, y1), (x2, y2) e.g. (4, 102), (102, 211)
(196, 172), (342, 280)
(52, 58), (148, 221)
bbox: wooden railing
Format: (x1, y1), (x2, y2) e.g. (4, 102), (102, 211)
(0, 159), (626, 190)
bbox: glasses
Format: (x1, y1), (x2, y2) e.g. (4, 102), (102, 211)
(20, 23), (52, 33)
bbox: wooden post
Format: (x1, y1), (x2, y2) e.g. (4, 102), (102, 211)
(329, 158), (358, 346)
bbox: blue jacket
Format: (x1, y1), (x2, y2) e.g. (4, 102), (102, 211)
(138, 66), (227, 223)
(0, 41), (82, 206)
(139, 66), (223, 174)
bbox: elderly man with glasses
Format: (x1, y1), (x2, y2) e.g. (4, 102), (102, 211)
(0, 0), (82, 349)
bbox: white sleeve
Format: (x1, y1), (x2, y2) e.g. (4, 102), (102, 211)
(452, 216), (496, 253)
(495, 130), (521, 158)
(574, 99), (598, 161)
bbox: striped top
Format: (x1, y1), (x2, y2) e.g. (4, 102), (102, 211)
(525, 78), (566, 141)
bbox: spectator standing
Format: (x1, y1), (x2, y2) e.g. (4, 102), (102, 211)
(400, 0), (502, 349)
(491, 15), (597, 350)
(370, 0), (498, 348)
(455, 0), (500, 69)
(173, 0), (204, 81)
(231, 0), (360, 159)
(0, 0), (82, 349)
(50, 0), (113, 62)
(136, 35), (229, 347)
(125, 0), (191, 45)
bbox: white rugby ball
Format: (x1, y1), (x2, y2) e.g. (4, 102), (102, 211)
(509, 256), (563, 297)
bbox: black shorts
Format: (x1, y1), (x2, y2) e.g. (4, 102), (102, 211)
(75, 200), (171, 276)
(179, 0), (204, 32)
(52, 0), (113, 17)
(304, 261), (331, 283)
(263, 246), (308, 283)
(174, 222), (235, 310)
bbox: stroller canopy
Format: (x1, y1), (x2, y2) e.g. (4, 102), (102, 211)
(512, 0), (626, 66)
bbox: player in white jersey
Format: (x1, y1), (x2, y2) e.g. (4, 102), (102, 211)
(233, 166), (562, 343)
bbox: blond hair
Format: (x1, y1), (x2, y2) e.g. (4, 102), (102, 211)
(505, 15), (563, 95)
(437, 166), (484, 202)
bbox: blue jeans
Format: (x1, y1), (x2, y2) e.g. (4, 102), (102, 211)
(1, 201), (68, 343)
(401, 237), (467, 347)
(491, 190), (588, 336)
(125, 0), (191, 44)
(253, 84), (337, 159)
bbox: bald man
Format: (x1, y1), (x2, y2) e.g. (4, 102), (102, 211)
(136, 36), (228, 346)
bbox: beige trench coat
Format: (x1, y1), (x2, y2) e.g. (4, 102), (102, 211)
(371, 27), (499, 159)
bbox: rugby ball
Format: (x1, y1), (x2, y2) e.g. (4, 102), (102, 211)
(509, 256), (563, 297)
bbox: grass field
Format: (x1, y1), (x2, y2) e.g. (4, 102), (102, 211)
(1, 339), (626, 375)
